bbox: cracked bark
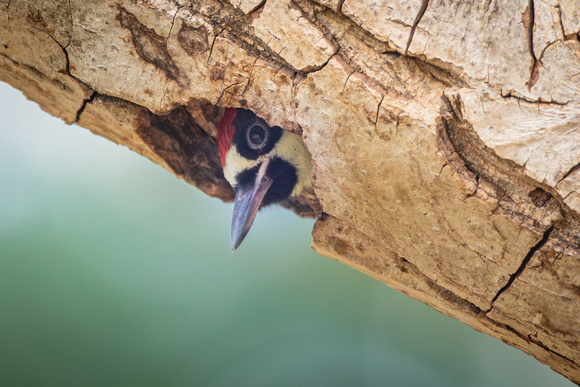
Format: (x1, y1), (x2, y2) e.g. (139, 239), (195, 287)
(2, 0), (580, 383)
(488, 225), (554, 311)
(404, 0), (430, 55)
(500, 88), (571, 105)
(74, 90), (97, 122)
(247, 0), (267, 15)
(558, 163), (580, 186)
(523, 0), (539, 89)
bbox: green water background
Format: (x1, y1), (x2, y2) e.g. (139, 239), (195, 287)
(0, 83), (573, 386)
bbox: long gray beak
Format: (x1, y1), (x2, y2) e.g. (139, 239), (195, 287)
(230, 158), (272, 251)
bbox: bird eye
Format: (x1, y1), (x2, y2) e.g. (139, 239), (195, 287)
(246, 123), (269, 150)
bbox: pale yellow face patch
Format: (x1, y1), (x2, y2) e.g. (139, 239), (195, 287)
(223, 130), (313, 197)
(223, 145), (259, 187)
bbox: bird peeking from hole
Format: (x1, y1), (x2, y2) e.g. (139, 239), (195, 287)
(218, 108), (313, 251)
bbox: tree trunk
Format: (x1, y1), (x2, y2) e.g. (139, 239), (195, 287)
(2, 0), (580, 382)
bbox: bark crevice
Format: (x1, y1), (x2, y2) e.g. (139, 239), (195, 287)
(404, 0), (430, 55)
(437, 94), (580, 258)
(499, 89), (571, 106)
(487, 225), (554, 312)
(523, 0), (539, 89)
(75, 90), (97, 122)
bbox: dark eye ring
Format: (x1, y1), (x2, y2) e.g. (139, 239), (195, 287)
(246, 123), (269, 150)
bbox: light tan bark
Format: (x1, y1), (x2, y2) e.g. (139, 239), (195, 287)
(2, 0), (580, 382)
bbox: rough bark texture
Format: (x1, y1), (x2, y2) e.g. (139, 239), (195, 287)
(2, 0), (580, 382)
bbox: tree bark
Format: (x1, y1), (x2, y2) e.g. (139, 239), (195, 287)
(2, 0), (580, 382)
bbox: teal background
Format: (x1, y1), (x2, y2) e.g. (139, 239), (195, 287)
(0, 83), (573, 386)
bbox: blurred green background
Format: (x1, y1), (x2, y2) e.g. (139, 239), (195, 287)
(0, 82), (573, 387)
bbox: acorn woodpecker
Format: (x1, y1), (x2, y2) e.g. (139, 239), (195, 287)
(218, 108), (313, 251)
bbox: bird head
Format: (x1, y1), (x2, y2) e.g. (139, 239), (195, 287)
(218, 108), (313, 251)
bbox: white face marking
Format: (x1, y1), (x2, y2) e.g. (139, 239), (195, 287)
(223, 130), (312, 197)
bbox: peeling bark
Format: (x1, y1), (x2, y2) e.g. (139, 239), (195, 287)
(2, 0), (580, 383)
